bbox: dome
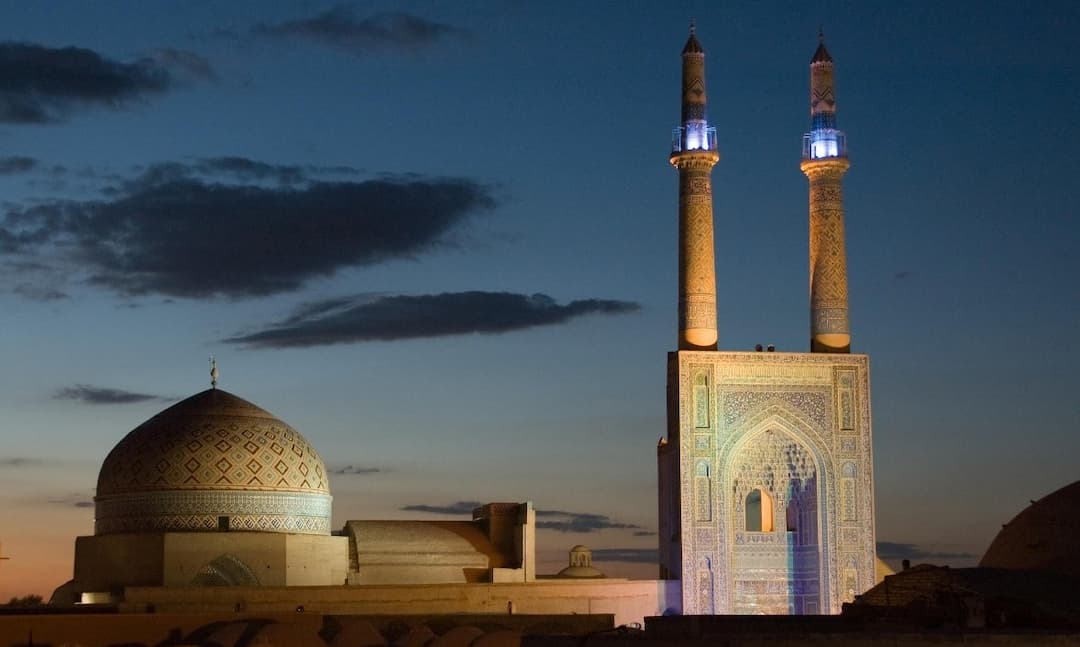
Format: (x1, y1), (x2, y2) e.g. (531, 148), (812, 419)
(94, 388), (331, 536)
(556, 545), (605, 579)
(979, 480), (1080, 578)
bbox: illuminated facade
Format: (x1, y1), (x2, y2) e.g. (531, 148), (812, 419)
(658, 30), (877, 615)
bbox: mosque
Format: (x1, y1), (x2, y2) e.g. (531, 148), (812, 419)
(5, 29), (1076, 646)
(36, 28), (881, 622)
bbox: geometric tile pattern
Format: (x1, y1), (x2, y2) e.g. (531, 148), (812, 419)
(94, 490), (332, 536)
(97, 389), (328, 496)
(94, 388), (332, 536)
(803, 159), (851, 343)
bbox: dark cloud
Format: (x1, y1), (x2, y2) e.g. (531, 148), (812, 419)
(54, 385), (168, 405)
(0, 156), (36, 174)
(331, 465), (382, 475)
(0, 42), (178, 123)
(1, 167), (494, 298)
(876, 541), (977, 561)
(589, 548), (659, 564)
(226, 291), (640, 348)
(535, 509), (643, 534)
(893, 271), (912, 281)
(632, 530), (657, 537)
(255, 8), (466, 55)
(148, 48), (216, 81)
(400, 501), (481, 515)
(0, 457), (44, 468)
(191, 157), (358, 185)
(47, 494), (94, 508)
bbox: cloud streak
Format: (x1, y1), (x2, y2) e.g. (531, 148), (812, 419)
(0, 457), (45, 468)
(54, 385), (169, 405)
(47, 494), (94, 508)
(401, 501), (481, 515)
(1, 163), (494, 298)
(399, 501), (644, 534)
(331, 465), (382, 475)
(226, 291), (640, 348)
(589, 548), (659, 564)
(535, 509), (643, 534)
(0, 41), (202, 123)
(255, 8), (466, 56)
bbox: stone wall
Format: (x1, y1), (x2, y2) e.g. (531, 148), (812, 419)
(121, 579), (681, 627)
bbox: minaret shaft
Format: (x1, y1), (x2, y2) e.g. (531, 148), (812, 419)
(672, 30), (719, 351)
(803, 159), (851, 352)
(677, 157), (718, 349)
(802, 36), (851, 353)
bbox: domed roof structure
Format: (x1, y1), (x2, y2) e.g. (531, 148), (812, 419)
(556, 545), (606, 579)
(94, 388), (331, 536)
(979, 480), (1080, 579)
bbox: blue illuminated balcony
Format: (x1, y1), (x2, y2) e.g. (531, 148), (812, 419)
(802, 129), (847, 160)
(672, 125), (717, 154)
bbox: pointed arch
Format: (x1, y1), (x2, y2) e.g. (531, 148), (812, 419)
(191, 553), (260, 587)
(720, 404), (834, 613)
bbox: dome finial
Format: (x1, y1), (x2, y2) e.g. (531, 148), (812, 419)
(819, 24), (824, 44)
(209, 355), (219, 389)
(689, 18), (696, 36)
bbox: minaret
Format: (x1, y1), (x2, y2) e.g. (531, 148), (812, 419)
(670, 24), (720, 351)
(801, 32), (852, 353)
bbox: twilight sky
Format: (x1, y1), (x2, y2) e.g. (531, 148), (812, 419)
(0, 1), (1078, 599)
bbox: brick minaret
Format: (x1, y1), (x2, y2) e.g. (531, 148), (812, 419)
(800, 32), (852, 353)
(671, 24), (720, 351)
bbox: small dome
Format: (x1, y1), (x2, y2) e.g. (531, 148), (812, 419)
(556, 545), (606, 579)
(94, 389), (331, 535)
(980, 480), (1080, 578)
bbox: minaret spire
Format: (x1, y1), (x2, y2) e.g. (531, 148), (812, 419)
(801, 32), (851, 352)
(671, 25), (720, 351)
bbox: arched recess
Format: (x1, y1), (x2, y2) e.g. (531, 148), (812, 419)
(719, 405), (835, 614)
(191, 553), (261, 586)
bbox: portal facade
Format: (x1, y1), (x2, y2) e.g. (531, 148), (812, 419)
(659, 351), (875, 613)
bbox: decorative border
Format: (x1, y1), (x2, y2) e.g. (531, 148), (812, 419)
(95, 490), (332, 536)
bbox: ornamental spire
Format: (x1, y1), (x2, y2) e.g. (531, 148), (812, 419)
(209, 356), (219, 389)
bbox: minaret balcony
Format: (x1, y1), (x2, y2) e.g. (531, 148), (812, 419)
(803, 130), (847, 160)
(672, 125), (717, 154)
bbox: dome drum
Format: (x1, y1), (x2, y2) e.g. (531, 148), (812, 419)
(95, 490), (332, 536)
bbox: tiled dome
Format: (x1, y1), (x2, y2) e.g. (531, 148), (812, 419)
(94, 389), (332, 536)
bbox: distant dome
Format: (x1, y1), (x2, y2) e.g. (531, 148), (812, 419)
(95, 389), (331, 536)
(980, 480), (1080, 578)
(556, 545), (605, 579)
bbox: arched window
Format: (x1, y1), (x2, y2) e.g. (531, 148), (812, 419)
(745, 489), (774, 532)
(786, 499), (799, 532)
